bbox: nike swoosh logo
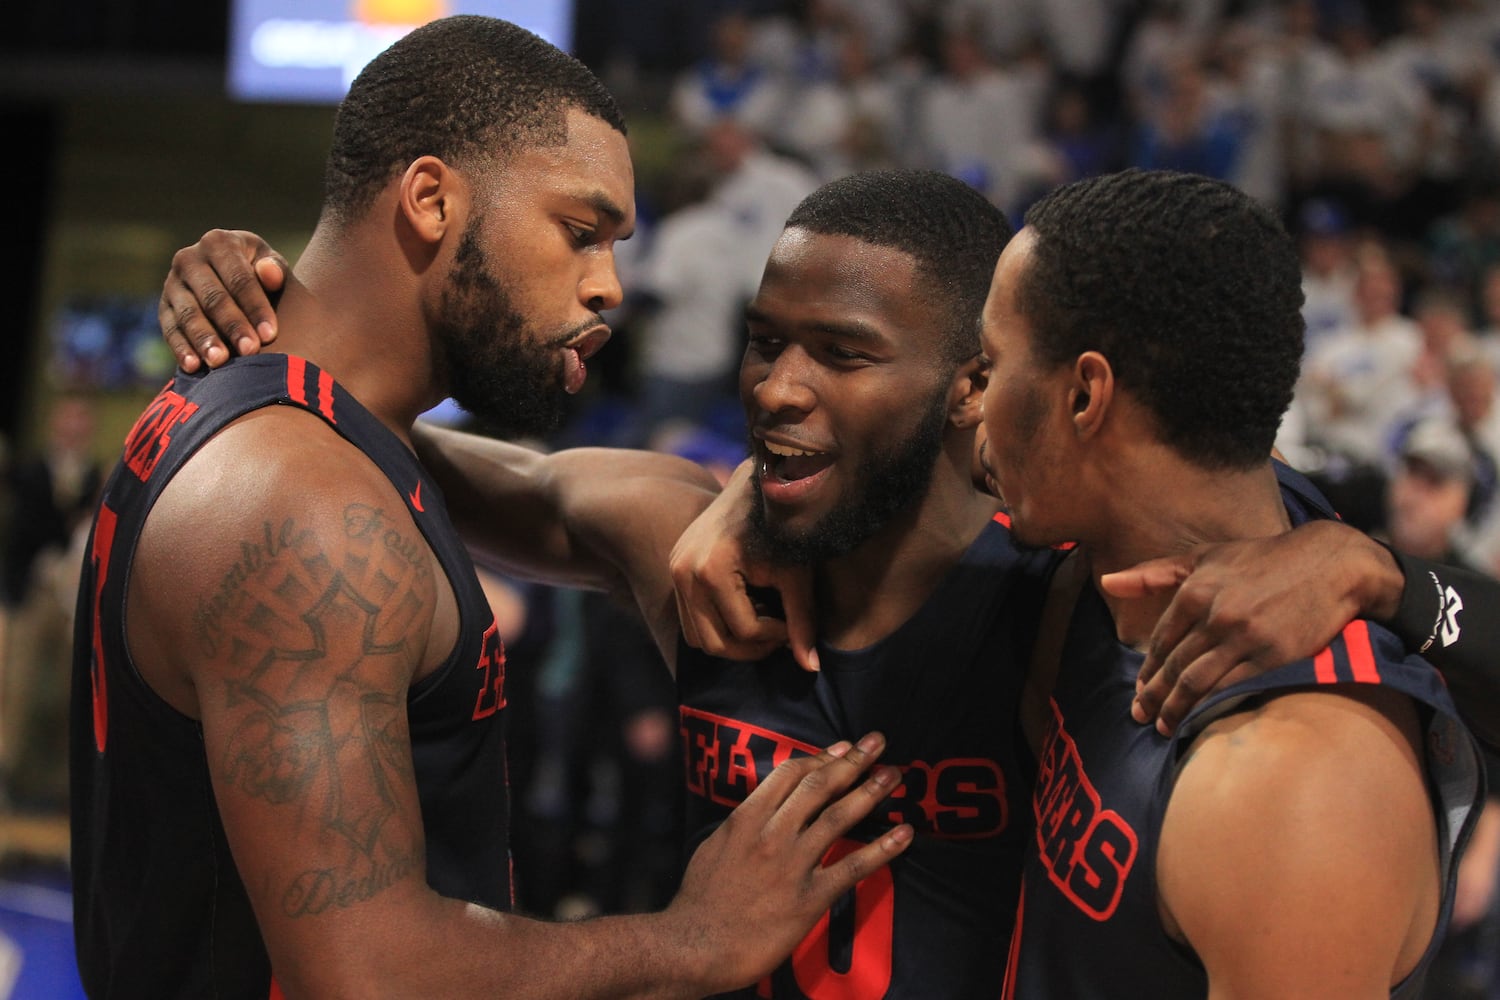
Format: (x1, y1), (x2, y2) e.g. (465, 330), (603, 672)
(409, 479), (425, 513)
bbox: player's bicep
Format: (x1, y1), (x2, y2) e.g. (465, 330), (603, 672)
(1159, 688), (1439, 1000)
(132, 432), (439, 988)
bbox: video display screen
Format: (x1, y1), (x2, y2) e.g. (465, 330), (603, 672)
(228, 0), (575, 104)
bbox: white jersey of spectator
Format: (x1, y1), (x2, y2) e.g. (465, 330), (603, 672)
(832, 0), (911, 66)
(632, 197), (747, 386)
(670, 10), (786, 138)
(1299, 203), (1360, 356)
(703, 122), (821, 301)
(1257, 0), (1342, 186)
(1379, 2), (1488, 185)
(1214, 21), (1291, 209)
(915, 31), (1047, 212)
(1302, 16), (1425, 175)
(943, 0), (1116, 80)
(1299, 250), (1423, 467)
(775, 31), (905, 181)
(1450, 346), (1500, 477)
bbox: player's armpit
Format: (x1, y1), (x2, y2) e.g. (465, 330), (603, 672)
(1157, 686), (1441, 1000)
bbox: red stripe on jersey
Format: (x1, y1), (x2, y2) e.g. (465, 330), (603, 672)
(90, 505), (120, 753)
(1002, 881), (1025, 1000)
(269, 977), (285, 1000)
(1313, 646), (1337, 685)
(286, 356), (308, 406)
(1343, 620), (1381, 683)
(316, 367), (336, 423)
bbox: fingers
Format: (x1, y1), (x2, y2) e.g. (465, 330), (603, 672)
(814, 823), (914, 902)
(1132, 590), (1202, 696)
(759, 733), (899, 843)
(674, 572), (787, 661)
(1150, 659), (1261, 735)
(159, 230), (286, 372)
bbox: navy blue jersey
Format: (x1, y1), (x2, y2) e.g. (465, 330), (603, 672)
(678, 516), (1062, 999)
(1003, 464), (1485, 999)
(70, 356), (513, 999)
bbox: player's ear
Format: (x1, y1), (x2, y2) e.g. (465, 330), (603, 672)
(1071, 351), (1113, 440)
(948, 353), (987, 429)
(398, 155), (458, 244)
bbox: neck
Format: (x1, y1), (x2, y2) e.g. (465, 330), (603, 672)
(815, 449), (1000, 650)
(1078, 446), (1291, 649)
(266, 227), (443, 445)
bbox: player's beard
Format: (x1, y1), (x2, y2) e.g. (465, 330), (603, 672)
(747, 385), (950, 565)
(433, 218), (571, 437)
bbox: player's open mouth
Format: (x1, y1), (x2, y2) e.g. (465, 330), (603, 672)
(761, 440), (835, 485)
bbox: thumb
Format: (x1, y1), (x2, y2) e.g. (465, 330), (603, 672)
(1099, 555), (1192, 599)
(254, 254), (289, 292)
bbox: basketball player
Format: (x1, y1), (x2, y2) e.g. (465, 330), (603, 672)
(977, 169), (1484, 997)
(72, 18), (911, 1000)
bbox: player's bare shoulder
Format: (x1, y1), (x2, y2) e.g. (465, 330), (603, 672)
(127, 405), (450, 717)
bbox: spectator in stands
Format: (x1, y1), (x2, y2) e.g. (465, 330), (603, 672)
(1130, 51), (1245, 180)
(1, 394), (100, 807)
(669, 9), (785, 139)
(1298, 242), (1422, 470)
(776, 26), (905, 181)
(914, 27), (1048, 213)
(1407, 284), (1479, 423)
(1297, 198), (1360, 352)
(701, 117), (820, 306)
(618, 158), (746, 446)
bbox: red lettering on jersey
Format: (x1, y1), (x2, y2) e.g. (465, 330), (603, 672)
(1033, 700), (1138, 920)
(679, 708), (815, 806)
(678, 708), (1009, 837)
(123, 387), (199, 483)
(471, 619), (507, 720)
(89, 505), (120, 752)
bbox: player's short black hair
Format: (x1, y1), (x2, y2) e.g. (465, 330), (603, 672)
(322, 15), (626, 225)
(784, 169), (1013, 364)
(1019, 169), (1304, 470)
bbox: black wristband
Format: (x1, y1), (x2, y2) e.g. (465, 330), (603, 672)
(1381, 543), (1448, 656)
(1377, 542), (1500, 756)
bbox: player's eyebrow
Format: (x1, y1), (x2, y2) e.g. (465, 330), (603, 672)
(570, 189), (633, 239)
(745, 303), (889, 344)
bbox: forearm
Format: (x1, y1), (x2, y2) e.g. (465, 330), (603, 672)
(413, 421), (718, 593)
(276, 897), (711, 1000)
(411, 422), (621, 590)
